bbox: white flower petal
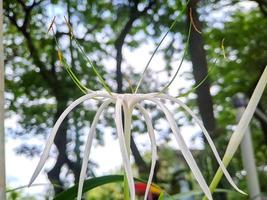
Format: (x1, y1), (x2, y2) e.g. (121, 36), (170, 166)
(156, 94), (246, 195)
(115, 99), (135, 200)
(29, 93), (109, 186)
(122, 102), (132, 155)
(136, 104), (158, 200)
(148, 98), (212, 200)
(77, 99), (113, 200)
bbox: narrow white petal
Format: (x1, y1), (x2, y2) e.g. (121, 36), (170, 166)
(136, 104), (158, 200)
(156, 94), (246, 194)
(29, 93), (108, 186)
(77, 100), (113, 200)
(147, 98), (213, 200)
(123, 102), (132, 155)
(115, 99), (135, 200)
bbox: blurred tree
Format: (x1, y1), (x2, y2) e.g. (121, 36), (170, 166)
(4, 0), (103, 194)
(4, 0), (193, 196)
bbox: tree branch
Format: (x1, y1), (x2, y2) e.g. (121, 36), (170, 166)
(115, 0), (156, 176)
(115, 0), (155, 93)
(5, 3), (57, 93)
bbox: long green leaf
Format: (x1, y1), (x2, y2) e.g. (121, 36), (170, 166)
(54, 175), (165, 200)
(54, 175), (124, 200)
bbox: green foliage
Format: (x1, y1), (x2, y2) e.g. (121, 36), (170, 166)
(206, 9), (267, 129)
(54, 175), (125, 200)
(86, 183), (124, 200)
(7, 190), (36, 200)
(54, 175), (164, 200)
(204, 5), (267, 198)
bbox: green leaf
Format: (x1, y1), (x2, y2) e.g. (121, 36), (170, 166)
(54, 175), (166, 200)
(158, 192), (165, 200)
(54, 175), (124, 200)
(50, 0), (58, 4)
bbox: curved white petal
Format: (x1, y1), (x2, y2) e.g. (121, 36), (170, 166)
(29, 93), (111, 186)
(115, 99), (135, 200)
(122, 102), (132, 155)
(136, 104), (158, 200)
(77, 99), (113, 200)
(147, 98), (213, 200)
(156, 94), (246, 195)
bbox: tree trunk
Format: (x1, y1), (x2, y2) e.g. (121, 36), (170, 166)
(47, 96), (82, 194)
(186, 0), (216, 136)
(47, 100), (68, 194)
(66, 0), (82, 183)
(186, 1), (226, 200)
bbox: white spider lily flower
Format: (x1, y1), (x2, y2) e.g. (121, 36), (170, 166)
(28, 91), (244, 200)
(28, 70), (267, 200)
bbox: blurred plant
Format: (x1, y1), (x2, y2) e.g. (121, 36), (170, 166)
(6, 189), (36, 200)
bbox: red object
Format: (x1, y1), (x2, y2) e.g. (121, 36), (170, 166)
(135, 182), (161, 199)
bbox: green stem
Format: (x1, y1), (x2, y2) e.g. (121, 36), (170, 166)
(176, 59), (216, 98)
(65, 65), (88, 93)
(134, 0), (190, 93)
(72, 37), (112, 95)
(202, 156), (230, 200)
(52, 32), (90, 94)
(160, 22), (192, 93)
